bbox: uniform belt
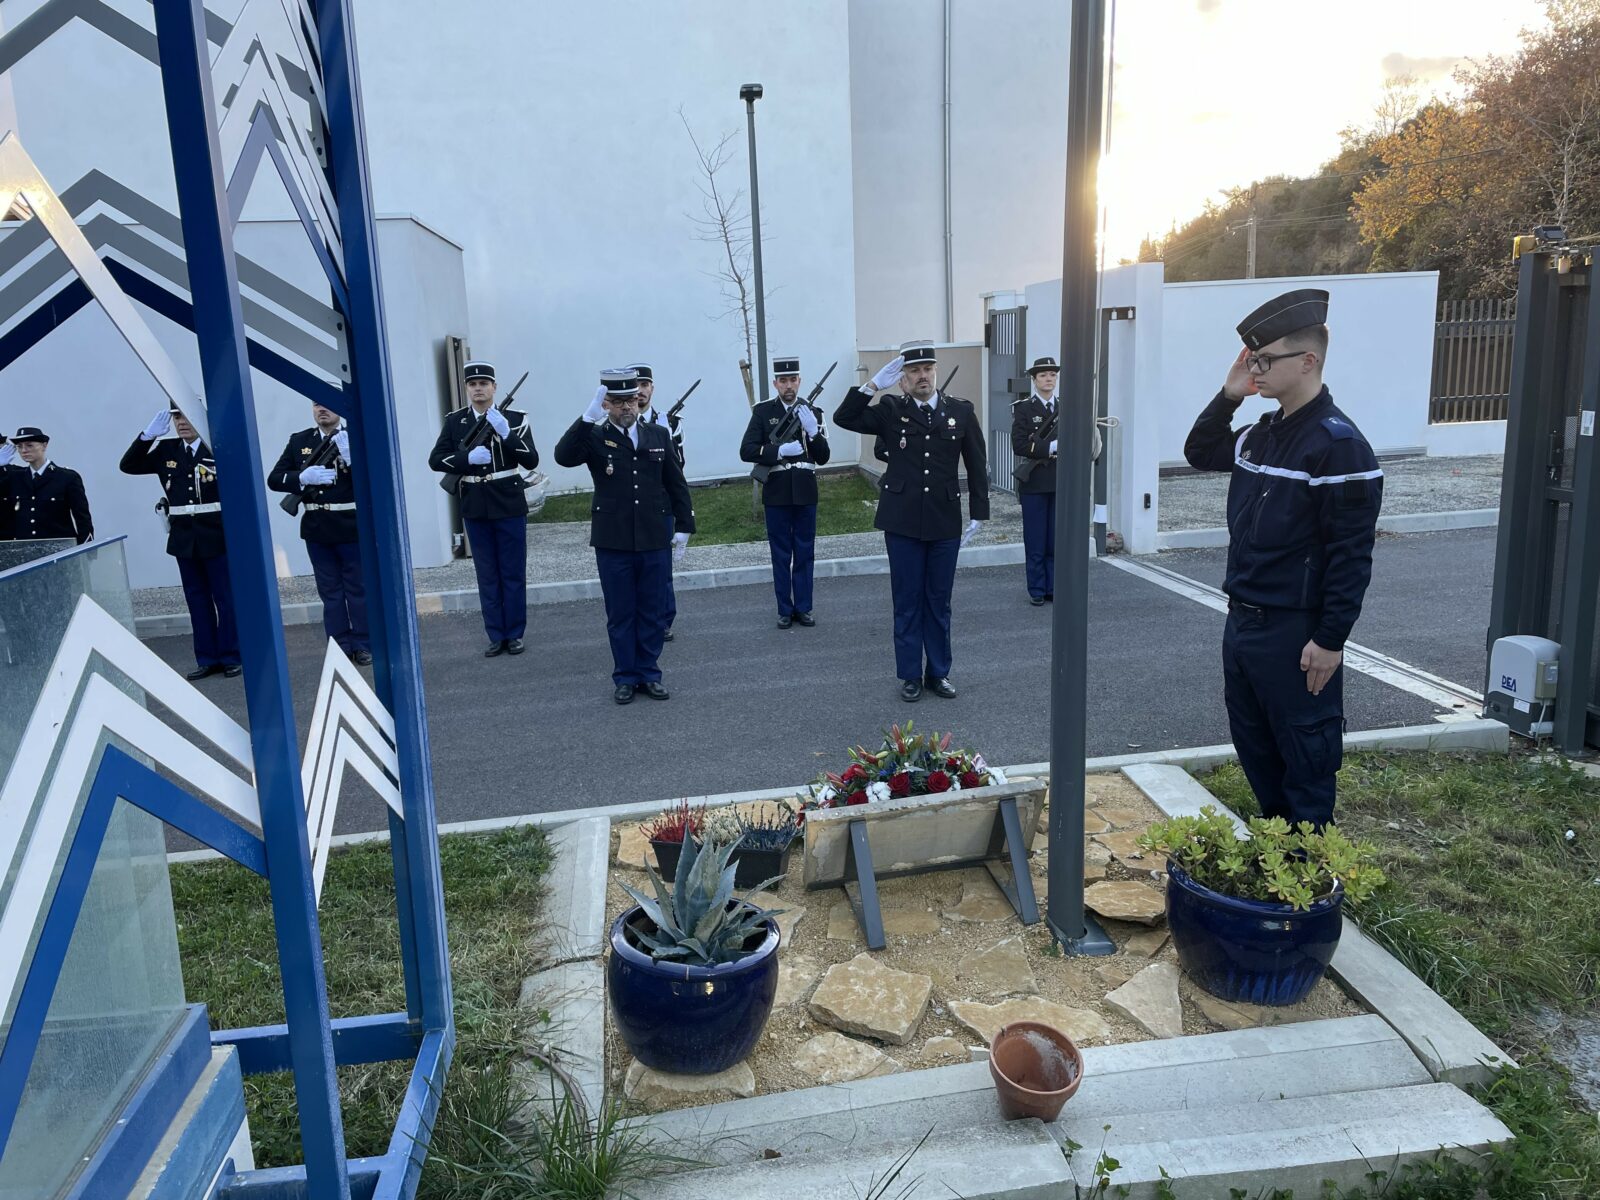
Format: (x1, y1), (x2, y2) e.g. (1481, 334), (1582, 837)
(460, 469), (523, 483)
(770, 462), (817, 472)
(168, 502), (222, 516)
(304, 502), (357, 512)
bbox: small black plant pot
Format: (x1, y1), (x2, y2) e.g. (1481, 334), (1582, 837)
(650, 837), (687, 881)
(731, 836), (797, 889)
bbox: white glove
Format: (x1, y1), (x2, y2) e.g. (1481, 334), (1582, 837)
(672, 531), (690, 562)
(795, 404), (819, 437)
(485, 407), (510, 439)
(778, 440), (804, 458)
(142, 409), (173, 441)
(0, 443), (14, 467)
(584, 387), (608, 423)
(332, 430), (351, 463)
(870, 355), (905, 392)
(299, 465), (337, 488)
(1048, 439), (1058, 456)
(467, 445), (493, 466)
(961, 519), (983, 548)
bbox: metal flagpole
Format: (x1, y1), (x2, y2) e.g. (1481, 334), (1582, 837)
(1047, 0), (1115, 956)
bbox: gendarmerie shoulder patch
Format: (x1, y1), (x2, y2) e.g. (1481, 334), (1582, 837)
(1321, 415), (1357, 440)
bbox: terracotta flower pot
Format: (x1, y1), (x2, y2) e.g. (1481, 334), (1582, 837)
(988, 1021), (1083, 1121)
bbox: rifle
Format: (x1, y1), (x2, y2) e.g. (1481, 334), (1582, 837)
(439, 371), (529, 495)
(873, 363), (959, 462)
(279, 428), (343, 516)
(664, 378), (701, 431)
(1012, 401), (1060, 485)
(751, 361), (837, 484)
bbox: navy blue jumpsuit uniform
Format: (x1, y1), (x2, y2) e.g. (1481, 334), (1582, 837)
(553, 416), (695, 687)
(739, 398), (831, 619)
(267, 426), (368, 654)
(834, 387), (989, 684)
(1185, 386), (1382, 828)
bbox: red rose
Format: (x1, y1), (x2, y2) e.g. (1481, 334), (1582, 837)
(927, 770), (952, 793)
(946, 757), (961, 771)
(842, 763), (868, 784)
(960, 770), (983, 789)
(889, 772), (912, 797)
(846, 792), (869, 806)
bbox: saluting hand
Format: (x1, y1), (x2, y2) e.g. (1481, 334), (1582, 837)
(870, 355), (905, 392)
(1222, 348), (1259, 404)
(0, 442), (14, 468)
(1301, 640), (1342, 696)
(141, 408), (174, 442)
(795, 404), (819, 437)
(584, 387), (608, 424)
(485, 407), (510, 439)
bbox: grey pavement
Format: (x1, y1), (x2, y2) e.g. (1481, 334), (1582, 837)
(147, 526), (1491, 838)
(1159, 453), (1503, 531)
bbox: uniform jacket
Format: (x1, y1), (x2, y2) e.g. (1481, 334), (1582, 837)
(639, 406), (686, 468)
(428, 405), (539, 521)
(1, 462), (93, 543)
(834, 387), (990, 541)
(267, 426), (358, 544)
(118, 435), (226, 559)
(1184, 385), (1382, 651)
(1009, 394), (1101, 495)
(738, 399), (832, 506)
(553, 417), (696, 552)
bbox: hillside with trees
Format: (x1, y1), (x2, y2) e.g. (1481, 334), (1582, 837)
(1138, 0), (1600, 300)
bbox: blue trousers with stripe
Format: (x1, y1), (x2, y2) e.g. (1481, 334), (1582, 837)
(1019, 491), (1056, 599)
(306, 540), (369, 652)
(176, 553), (239, 668)
(765, 503), (818, 617)
(596, 547), (672, 686)
(885, 531), (960, 681)
(464, 516), (527, 643)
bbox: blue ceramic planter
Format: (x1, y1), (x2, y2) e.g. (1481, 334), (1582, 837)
(607, 906), (780, 1074)
(1165, 863), (1344, 1007)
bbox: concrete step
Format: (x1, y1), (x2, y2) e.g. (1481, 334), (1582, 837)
(641, 1015), (1428, 1167)
(1063, 1082), (1513, 1198)
(633, 1119), (1073, 1200)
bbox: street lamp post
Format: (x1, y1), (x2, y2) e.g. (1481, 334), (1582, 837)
(741, 83), (769, 406)
(1048, 0), (1116, 956)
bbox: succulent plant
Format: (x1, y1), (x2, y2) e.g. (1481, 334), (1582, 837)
(736, 803), (800, 852)
(619, 836), (785, 966)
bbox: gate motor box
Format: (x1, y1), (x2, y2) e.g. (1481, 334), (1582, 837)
(1484, 635), (1560, 737)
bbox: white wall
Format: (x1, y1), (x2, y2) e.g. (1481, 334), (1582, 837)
(1158, 272), (1440, 465)
(849, 0), (1070, 347)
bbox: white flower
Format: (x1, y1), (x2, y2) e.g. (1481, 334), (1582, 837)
(987, 766), (1008, 785)
(949, 778), (962, 792)
(817, 784), (836, 803)
(1566, 829), (1576, 842)
(868, 781), (891, 803)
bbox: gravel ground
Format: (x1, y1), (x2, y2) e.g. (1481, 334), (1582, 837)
(1159, 454), (1503, 532)
(129, 456), (1501, 616)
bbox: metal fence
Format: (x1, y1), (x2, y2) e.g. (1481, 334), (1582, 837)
(1430, 298), (1516, 423)
(986, 306), (1026, 492)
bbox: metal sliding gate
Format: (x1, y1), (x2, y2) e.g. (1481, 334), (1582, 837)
(1487, 245), (1600, 751)
(986, 305), (1027, 492)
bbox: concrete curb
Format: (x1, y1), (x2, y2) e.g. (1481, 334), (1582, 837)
(1156, 507), (1498, 551)
(1122, 762), (1514, 1089)
(133, 543), (1028, 639)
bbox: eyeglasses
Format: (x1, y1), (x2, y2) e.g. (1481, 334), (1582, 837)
(1245, 350), (1313, 373)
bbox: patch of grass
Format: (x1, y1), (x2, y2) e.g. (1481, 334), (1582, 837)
(530, 471), (882, 546)
(171, 827), (553, 1192)
(1196, 750), (1600, 1198)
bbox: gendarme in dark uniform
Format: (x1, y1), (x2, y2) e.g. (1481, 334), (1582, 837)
(1184, 288), (1383, 829)
(631, 363), (684, 640)
(554, 368), (695, 704)
(119, 405), (240, 680)
(267, 404), (371, 665)
(428, 361), (540, 657)
(834, 341), (989, 702)
(739, 355), (831, 627)
(0, 427), (93, 544)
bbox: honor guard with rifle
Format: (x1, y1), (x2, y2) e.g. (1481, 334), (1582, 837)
(268, 402), (371, 665)
(428, 360), (539, 658)
(1010, 357), (1101, 606)
(1184, 288), (1382, 830)
(0, 427), (93, 544)
(835, 342), (988, 702)
(629, 363), (697, 641)
(119, 404), (240, 680)
(739, 355), (834, 627)
(554, 369), (696, 705)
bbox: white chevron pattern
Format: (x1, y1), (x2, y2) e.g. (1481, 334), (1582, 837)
(0, 595), (402, 1036)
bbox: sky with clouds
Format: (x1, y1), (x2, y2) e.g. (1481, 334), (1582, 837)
(1099, 0), (1551, 261)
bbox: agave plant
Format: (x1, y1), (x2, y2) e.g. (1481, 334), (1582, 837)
(619, 836), (784, 966)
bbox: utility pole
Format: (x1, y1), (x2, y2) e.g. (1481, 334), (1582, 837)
(741, 84), (769, 408)
(1245, 186), (1258, 279)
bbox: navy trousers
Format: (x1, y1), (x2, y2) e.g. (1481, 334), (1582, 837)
(765, 503), (818, 617)
(1222, 604), (1344, 830)
(306, 540), (369, 652)
(1019, 491), (1056, 599)
(464, 516), (527, 643)
(596, 547), (672, 686)
(176, 553), (239, 668)
(884, 531), (960, 682)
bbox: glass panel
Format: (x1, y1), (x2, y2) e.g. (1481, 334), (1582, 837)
(0, 539), (188, 1199)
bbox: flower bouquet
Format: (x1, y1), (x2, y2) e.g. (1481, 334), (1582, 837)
(804, 721), (1006, 813)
